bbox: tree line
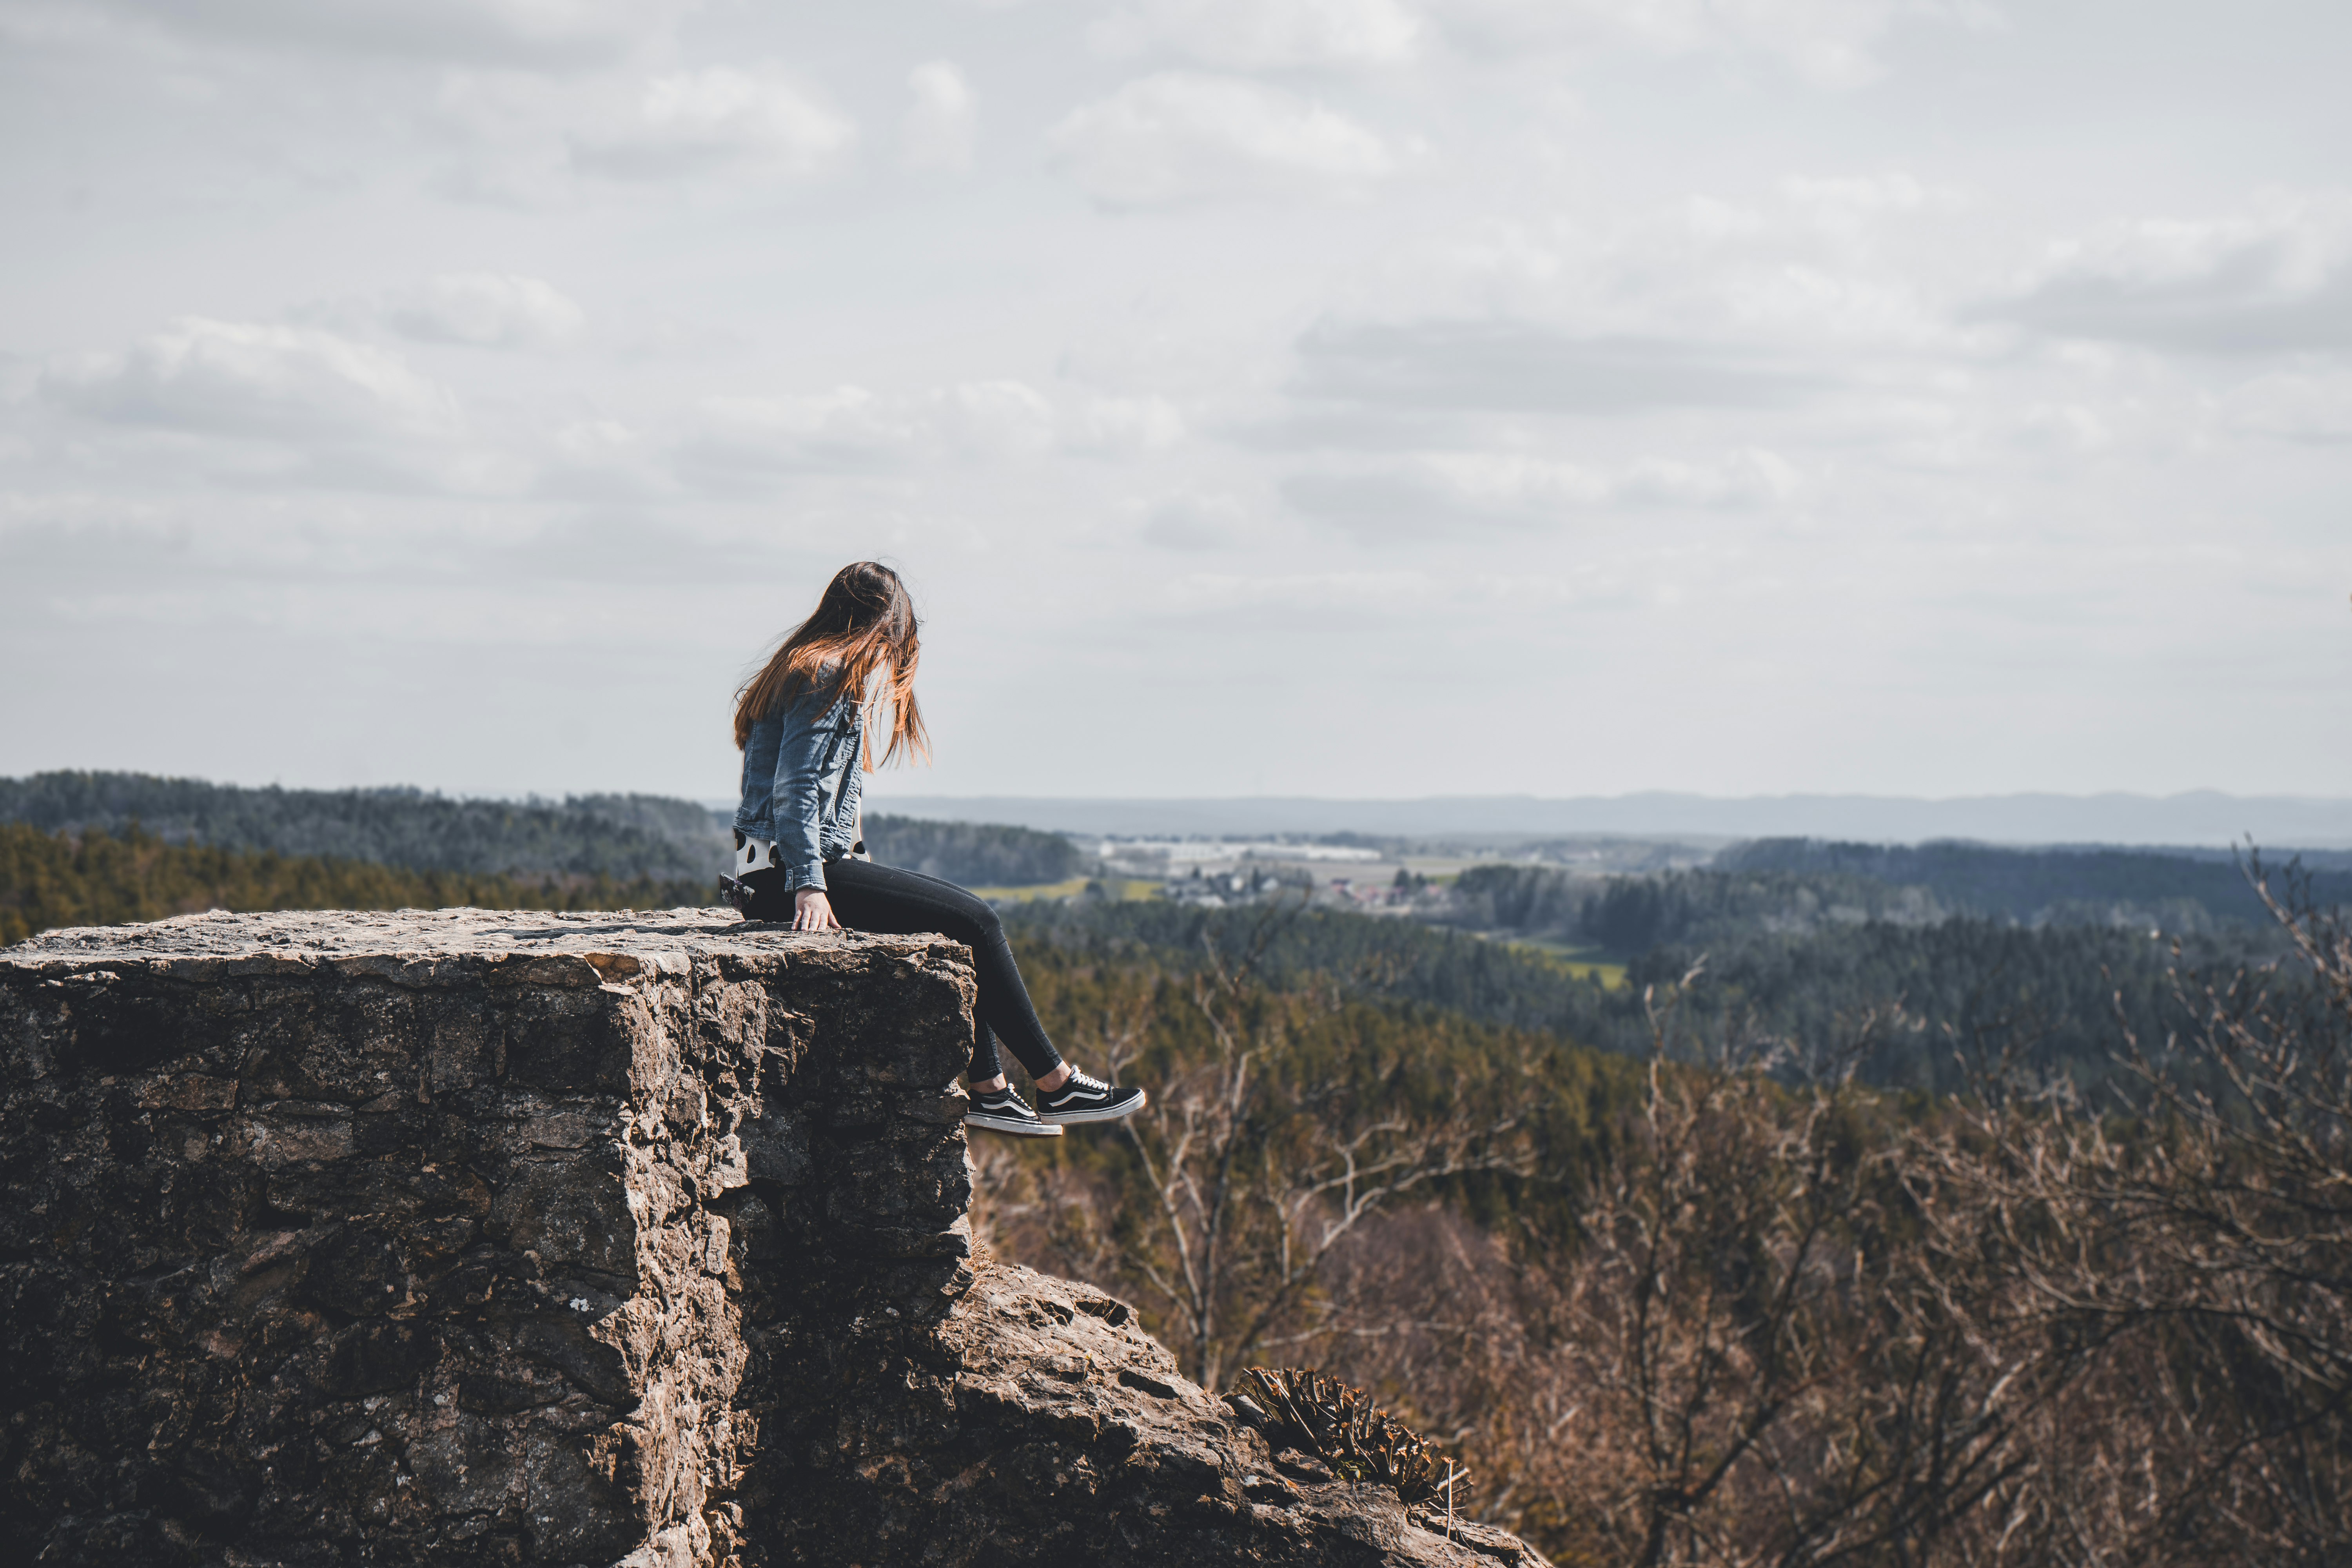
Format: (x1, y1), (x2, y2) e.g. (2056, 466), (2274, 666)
(0, 824), (708, 945)
(1004, 895), (2298, 1096)
(1454, 840), (2352, 946)
(0, 771), (728, 881)
(1720, 833), (2352, 921)
(0, 772), (1093, 902)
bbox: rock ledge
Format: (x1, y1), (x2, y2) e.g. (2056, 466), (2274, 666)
(1, 909), (1546, 1567)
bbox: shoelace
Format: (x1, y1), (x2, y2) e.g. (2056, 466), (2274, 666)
(1060, 1069), (1110, 1096)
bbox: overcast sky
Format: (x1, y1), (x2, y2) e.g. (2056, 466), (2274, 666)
(3, 0), (2347, 806)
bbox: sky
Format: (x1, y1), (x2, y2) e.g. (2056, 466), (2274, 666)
(2, 0), (2348, 808)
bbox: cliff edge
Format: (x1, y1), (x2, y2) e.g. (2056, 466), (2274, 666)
(0, 908), (1546, 1568)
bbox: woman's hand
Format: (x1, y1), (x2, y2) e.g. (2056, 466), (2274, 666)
(792, 889), (842, 932)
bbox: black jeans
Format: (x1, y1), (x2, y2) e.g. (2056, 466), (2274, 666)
(739, 857), (1063, 1083)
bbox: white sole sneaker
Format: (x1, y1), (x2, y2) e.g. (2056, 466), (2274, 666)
(967, 1089), (1064, 1137)
(1038, 1078), (1148, 1125)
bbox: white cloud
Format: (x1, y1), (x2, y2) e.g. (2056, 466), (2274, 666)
(43, 318), (461, 442)
(902, 61), (976, 171)
(1062, 394), (1187, 454)
(1427, 0), (1997, 88)
(677, 381), (1188, 483)
(417, 70), (579, 206)
(684, 381), (1060, 476)
(553, 417), (638, 460)
(1300, 173), (1982, 387)
(1091, 0), (1422, 71)
(2013, 401), (2112, 456)
(1709, 0), (1913, 88)
(1616, 447), (1804, 505)
(1416, 451), (1613, 507)
(1780, 172), (1942, 214)
(1049, 73), (1407, 208)
(1989, 194), (2352, 355)
(86, 0), (690, 67)
(532, 417), (671, 501)
(2218, 371), (2352, 444)
(25, 319), (535, 494)
(1163, 568), (1432, 612)
(1283, 446), (1803, 537)
(1289, 318), (1826, 420)
(385, 273), (584, 348)
(1141, 492), (1250, 550)
(572, 68), (856, 181)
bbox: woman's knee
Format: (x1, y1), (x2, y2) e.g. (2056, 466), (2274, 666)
(911, 891), (998, 949)
(915, 877), (998, 933)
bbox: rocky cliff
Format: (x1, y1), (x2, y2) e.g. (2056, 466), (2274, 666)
(0, 908), (1546, 1568)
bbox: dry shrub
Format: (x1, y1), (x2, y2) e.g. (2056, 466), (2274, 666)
(1312, 1014), (2044, 1568)
(1916, 865), (2352, 1564)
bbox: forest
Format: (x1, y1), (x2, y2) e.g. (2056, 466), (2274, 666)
(4, 778), (2348, 1563)
(982, 885), (2352, 1566)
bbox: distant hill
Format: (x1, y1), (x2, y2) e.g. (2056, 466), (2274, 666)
(1715, 838), (2352, 930)
(0, 773), (1091, 892)
(0, 771), (728, 882)
(863, 791), (2352, 848)
(1448, 839), (2352, 949)
(861, 816), (1089, 888)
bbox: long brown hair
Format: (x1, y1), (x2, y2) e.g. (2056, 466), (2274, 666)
(732, 561), (929, 768)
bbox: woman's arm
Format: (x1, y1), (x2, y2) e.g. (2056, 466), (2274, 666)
(769, 688), (838, 894)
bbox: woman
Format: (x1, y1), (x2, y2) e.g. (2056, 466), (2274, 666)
(724, 561), (1144, 1138)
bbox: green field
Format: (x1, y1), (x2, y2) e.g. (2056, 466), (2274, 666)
(966, 877), (1163, 904)
(1493, 934), (1628, 989)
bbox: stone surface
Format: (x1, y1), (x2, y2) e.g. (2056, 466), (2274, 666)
(0, 908), (1546, 1568)
(769, 1261), (1548, 1568)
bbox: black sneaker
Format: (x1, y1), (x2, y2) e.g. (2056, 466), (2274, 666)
(1037, 1067), (1147, 1125)
(967, 1085), (1064, 1138)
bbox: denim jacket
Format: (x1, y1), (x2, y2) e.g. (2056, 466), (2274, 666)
(733, 682), (864, 892)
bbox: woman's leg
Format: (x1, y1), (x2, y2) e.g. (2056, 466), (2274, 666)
(821, 858), (1065, 1083)
(969, 1021), (1004, 1083)
(737, 866), (798, 922)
